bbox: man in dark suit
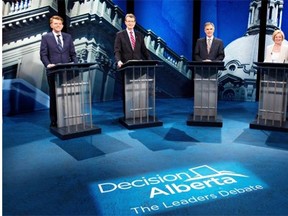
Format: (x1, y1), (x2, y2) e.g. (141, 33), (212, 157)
(194, 22), (225, 62)
(114, 13), (151, 68)
(40, 15), (78, 127)
(114, 14), (151, 115)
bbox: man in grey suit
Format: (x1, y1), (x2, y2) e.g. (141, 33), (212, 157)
(194, 22), (225, 62)
(114, 13), (151, 68)
(40, 15), (78, 127)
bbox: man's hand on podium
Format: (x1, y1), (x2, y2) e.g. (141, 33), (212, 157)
(47, 64), (56, 68)
(117, 61), (124, 68)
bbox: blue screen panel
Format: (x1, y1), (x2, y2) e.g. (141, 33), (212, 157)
(282, 4), (288, 37)
(200, 0), (250, 47)
(135, 0), (193, 60)
(112, 0), (127, 14)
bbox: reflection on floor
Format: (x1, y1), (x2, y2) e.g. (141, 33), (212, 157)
(3, 98), (288, 215)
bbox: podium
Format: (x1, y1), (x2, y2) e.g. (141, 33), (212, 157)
(118, 60), (163, 129)
(187, 61), (225, 127)
(250, 62), (288, 132)
(47, 63), (101, 139)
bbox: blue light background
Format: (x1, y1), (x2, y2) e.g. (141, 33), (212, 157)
(135, 0), (193, 60)
(113, 0), (126, 13)
(200, 0), (250, 47)
(281, 2), (288, 39)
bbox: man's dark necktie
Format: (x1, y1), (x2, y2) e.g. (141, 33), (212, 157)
(57, 34), (63, 50)
(130, 31), (135, 50)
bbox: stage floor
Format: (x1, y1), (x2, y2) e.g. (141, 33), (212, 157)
(3, 98), (288, 215)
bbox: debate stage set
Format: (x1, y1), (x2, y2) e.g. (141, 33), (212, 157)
(2, 0), (288, 215)
(3, 97), (288, 215)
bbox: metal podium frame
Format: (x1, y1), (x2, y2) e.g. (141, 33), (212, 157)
(47, 63), (101, 139)
(118, 60), (163, 129)
(187, 61), (225, 127)
(250, 62), (288, 132)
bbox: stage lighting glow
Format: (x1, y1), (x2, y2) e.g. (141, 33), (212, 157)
(89, 162), (267, 215)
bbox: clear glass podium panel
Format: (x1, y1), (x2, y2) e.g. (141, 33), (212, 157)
(258, 68), (287, 125)
(56, 71), (91, 128)
(49, 63), (101, 139)
(186, 61), (224, 127)
(118, 60), (163, 129)
(250, 62), (288, 132)
(124, 66), (156, 123)
(194, 70), (218, 120)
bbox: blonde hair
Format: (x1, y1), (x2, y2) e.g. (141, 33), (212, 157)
(272, 30), (285, 41)
(50, 15), (64, 24)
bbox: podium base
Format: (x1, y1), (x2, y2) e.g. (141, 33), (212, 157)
(250, 119), (288, 132)
(186, 115), (223, 127)
(50, 124), (101, 140)
(119, 116), (163, 130)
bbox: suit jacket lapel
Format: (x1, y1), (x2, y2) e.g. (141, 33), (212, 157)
(61, 34), (67, 50)
(134, 32), (139, 50)
(203, 39), (209, 54)
(49, 32), (58, 46)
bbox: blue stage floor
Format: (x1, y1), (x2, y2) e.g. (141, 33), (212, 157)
(3, 98), (288, 215)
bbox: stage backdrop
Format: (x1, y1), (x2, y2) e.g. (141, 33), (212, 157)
(200, 0), (251, 46)
(134, 0), (194, 60)
(201, 0), (288, 101)
(113, 0), (288, 102)
(114, 0), (288, 62)
(113, 0), (253, 61)
(113, 0), (126, 14)
(3, 0), (288, 110)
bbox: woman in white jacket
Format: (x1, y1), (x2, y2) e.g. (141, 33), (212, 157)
(264, 30), (288, 63)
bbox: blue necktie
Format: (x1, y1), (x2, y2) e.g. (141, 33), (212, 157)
(57, 35), (63, 50)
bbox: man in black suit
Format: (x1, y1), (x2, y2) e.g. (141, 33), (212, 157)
(114, 13), (151, 68)
(194, 22), (225, 61)
(40, 15), (78, 127)
(114, 14), (151, 115)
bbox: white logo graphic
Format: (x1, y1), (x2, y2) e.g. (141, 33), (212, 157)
(185, 165), (248, 181)
(98, 165), (250, 198)
(93, 164), (265, 215)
